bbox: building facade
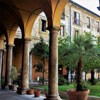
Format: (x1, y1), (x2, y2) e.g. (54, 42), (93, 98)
(13, 1), (100, 81)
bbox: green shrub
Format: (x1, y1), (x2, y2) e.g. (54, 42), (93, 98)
(96, 80), (100, 85)
(73, 80), (88, 91)
(58, 75), (67, 85)
(88, 78), (98, 85)
(11, 66), (18, 84)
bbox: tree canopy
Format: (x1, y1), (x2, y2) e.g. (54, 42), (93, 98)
(30, 37), (49, 61)
(58, 32), (100, 71)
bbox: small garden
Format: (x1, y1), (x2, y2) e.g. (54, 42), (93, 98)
(30, 81), (100, 97)
(30, 32), (100, 99)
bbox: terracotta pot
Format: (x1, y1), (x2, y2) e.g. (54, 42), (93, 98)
(12, 85), (18, 91)
(9, 85), (13, 90)
(67, 89), (90, 100)
(34, 90), (41, 97)
(1, 85), (5, 89)
(16, 87), (22, 94)
(27, 89), (34, 95)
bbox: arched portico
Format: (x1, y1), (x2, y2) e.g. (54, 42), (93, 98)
(0, 0), (70, 99)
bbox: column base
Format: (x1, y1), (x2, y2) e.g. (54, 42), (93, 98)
(44, 95), (62, 100)
(1, 85), (9, 90)
(16, 87), (27, 95)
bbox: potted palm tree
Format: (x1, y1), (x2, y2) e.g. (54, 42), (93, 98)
(65, 33), (96, 100)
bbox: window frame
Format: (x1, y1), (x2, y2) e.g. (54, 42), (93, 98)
(60, 25), (65, 37)
(61, 9), (65, 20)
(96, 21), (100, 32)
(86, 17), (90, 29)
(74, 11), (80, 25)
(41, 19), (46, 32)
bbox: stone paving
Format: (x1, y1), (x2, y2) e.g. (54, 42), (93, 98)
(89, 96), (100, 100)
(0, 89), (100, 100)
(0, 89), (46, 100)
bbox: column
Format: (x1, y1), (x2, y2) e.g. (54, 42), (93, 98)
(29, 53), (33, 83)
(46, 26), (61, 100)
(0, 49), (3, 83)
(0, 39), (4, 83)
(21, 39), (31, 93)
(6, 45), (13, 86)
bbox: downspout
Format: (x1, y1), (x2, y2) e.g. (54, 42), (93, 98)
(69, 2), (73, 42)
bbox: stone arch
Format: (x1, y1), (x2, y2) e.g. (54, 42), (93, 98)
(52, 0), (69, 27)
(0, 0), (24, 42)
(0, 35), (5, 50)
(0, 24), (8, 44)
(7, 26), (17, 45)
(25, 8), (45, 39)
(7, 24), (23, 46)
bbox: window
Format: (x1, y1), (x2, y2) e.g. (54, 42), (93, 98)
(61, 9), (65, 20)
(86, 17), (90, 28)
(74, 29), (79, 38)
(60, 25), (65, 36)
(74, 11), (80, 25)
(41, 19), (46, 32)
(96, 21), (100, 32)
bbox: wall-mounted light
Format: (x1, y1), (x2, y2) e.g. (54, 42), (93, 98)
(59, 68), (62, 71)
(97, 0), (100, 11)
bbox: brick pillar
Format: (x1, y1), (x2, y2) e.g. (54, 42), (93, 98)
(46, 26), (61, 100)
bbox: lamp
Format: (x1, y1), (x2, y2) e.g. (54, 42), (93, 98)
(97, 0), (100, 11)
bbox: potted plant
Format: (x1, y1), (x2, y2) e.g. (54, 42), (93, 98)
(1, 78), (5, 89)
(27, 89), (34, 95)
(34, 89), (41, 97)
(64, 33), (96, 100)
(67, 60), (90, 100)
(10, 66), (18, 91)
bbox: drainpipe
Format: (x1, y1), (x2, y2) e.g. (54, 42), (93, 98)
(69, 3), (73, 42)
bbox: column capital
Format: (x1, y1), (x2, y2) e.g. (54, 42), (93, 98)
(47, 26), (60, 32)
(7, 44), (15, 47)
(0, 49), (4, 51)
(24, 38), (31, 42)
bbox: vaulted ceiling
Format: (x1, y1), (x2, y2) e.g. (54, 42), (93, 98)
(0, 0), (68, 39)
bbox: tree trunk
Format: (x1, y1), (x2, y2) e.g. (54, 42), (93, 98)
(98, 68), (100, 80)
(71, 70), (73, 82)
(42, 59), (45, 85)
(85, 72), (87, 81)
(91, 70), (95, 85)
(66, 66), (69, 82)
(42, 71), (45, 85)
(76, 57), (83, 91)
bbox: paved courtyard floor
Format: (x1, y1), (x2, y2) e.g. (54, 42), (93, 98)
(0, 89), (46, 100)
(0, 89), (100, 100)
